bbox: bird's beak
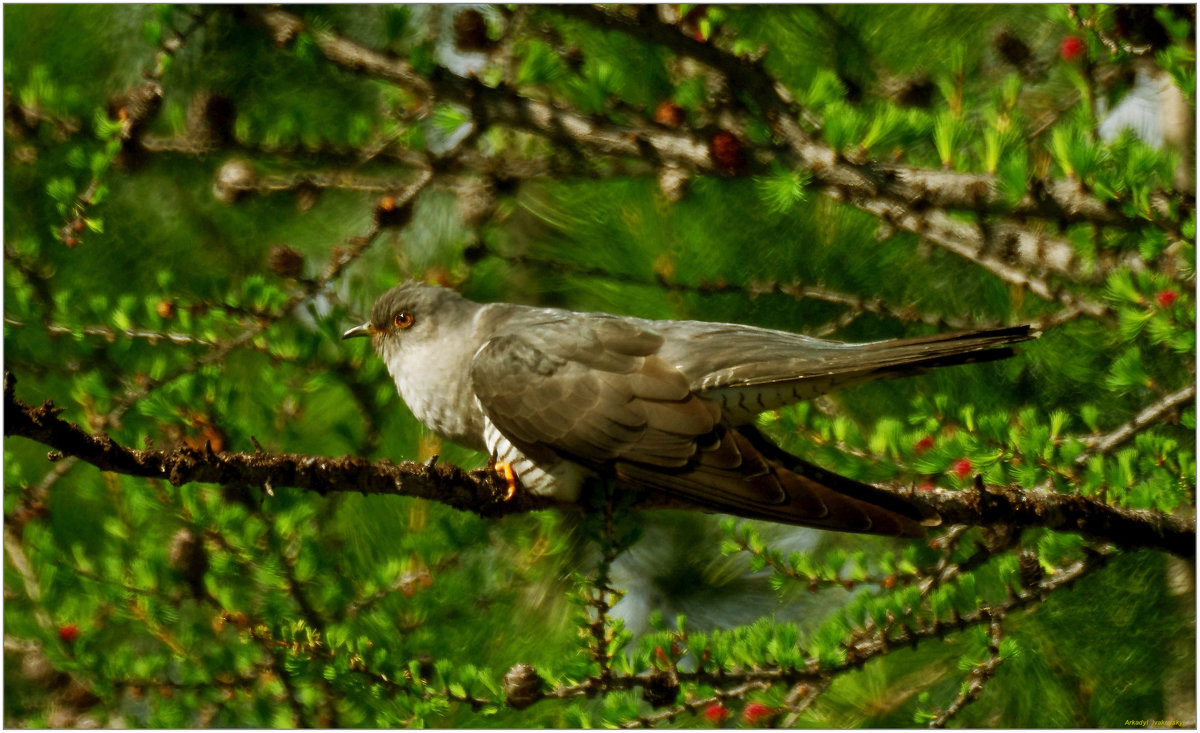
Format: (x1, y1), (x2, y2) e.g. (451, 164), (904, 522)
(342, 323), (375, 340)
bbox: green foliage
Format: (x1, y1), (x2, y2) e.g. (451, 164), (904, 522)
(755, 164), (812, 214)
(4, 3), (1194, 729)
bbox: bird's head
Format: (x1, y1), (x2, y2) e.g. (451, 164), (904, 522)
(342, 281), (470, 361)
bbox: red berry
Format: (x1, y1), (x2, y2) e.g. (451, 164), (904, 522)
(952, 458), (972, 480)
(57, 624), (80, 643)
(742, 702), (774, 726)
(1060, 36), (1084, 61)
(703, 703), (728, 723)
(914, 436), (935, 454)
(1156, 290), (1178, 308)
(918, 482), (936, 492)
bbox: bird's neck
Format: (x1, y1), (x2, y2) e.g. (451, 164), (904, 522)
(385, 311), (489, 452)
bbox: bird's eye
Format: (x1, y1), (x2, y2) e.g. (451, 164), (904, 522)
(392, 311), (415, 330)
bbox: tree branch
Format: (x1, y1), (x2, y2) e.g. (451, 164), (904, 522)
(246, 6), (1162, 312)
(557, 5), (1173, 235)
(553, 4), (1177, 291)
(1075, 383), (1196, 465)
(6, 376), (1193, 556)
(3, 374), (548, 518)
(912, 477), (1193, 558)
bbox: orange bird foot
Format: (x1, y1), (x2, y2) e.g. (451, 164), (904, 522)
(492, 460), (518, 500)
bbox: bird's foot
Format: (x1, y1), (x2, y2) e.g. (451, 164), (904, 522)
(488, 456), (520, 501)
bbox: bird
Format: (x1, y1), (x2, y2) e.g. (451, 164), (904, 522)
(343, 281), (1038, 537)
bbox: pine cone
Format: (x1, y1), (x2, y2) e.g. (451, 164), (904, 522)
(267, 244), (305, 279)
(503, 663), (544, 710)
(453, 9), (494, 53)
(641, 668), (680, 709)
(708, 130), (745, 176)
(168, 528), (209, 599)
(1018, 549), (1044, 589)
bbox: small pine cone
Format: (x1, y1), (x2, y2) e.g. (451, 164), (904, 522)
(654, 101), (686, 128)
(213, 159), (256, 204)
(453, 9), (495, 53)
(187, 91), (236, 146)
(708, 129), (745, 176)
(503, 663), (544, 710)
(893, 76), (936, 109)
(60, 678), (101, 710)
(111, 81), (164, 138)
(993, 29), (1033, 73)
(267, 244), (305, 279)
(295, 182), (320, 213)
(168, 528), (209, 599)
(1018, 550), (1044, 589)
(641, 668), (680, 709)
(21, 646), (65, 687)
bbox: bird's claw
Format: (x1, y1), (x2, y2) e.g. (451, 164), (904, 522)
(488, 453), (519, 501)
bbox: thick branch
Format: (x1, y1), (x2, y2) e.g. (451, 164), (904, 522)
(912, 479), (1193, 558)
(5, 378), (1193, 556)
(3, 376), (551, 518)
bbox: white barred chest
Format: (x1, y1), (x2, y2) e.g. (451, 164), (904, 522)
(482, 418), (590, 501)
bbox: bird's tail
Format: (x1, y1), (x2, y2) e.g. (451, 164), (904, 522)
(852, 324), (1039, 379)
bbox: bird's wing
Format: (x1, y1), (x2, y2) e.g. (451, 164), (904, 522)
(655, 321), (1037, 423)
(617, 424), (932, 537)
(468, 314), (720, 468)
(468, 314), (932, 536)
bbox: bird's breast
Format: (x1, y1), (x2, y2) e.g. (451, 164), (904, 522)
(384, 335), (489, 451)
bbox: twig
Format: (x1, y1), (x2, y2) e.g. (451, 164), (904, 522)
(928, 611), (1006, 728)
(1075, 384), (1196, 466)
(1067, 4), (1155, 56)
(4, 318), (217, 348)
(616, 680), (771, 728)
(540, 547), (1110, 713)
(255, 7), (433, 106)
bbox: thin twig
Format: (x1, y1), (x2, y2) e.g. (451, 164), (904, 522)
(928, 611), (1006, 728)
(1075, 384), (1196, 465)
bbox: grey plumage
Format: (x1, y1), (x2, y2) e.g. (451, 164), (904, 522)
(345, 282), (1038, 537)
